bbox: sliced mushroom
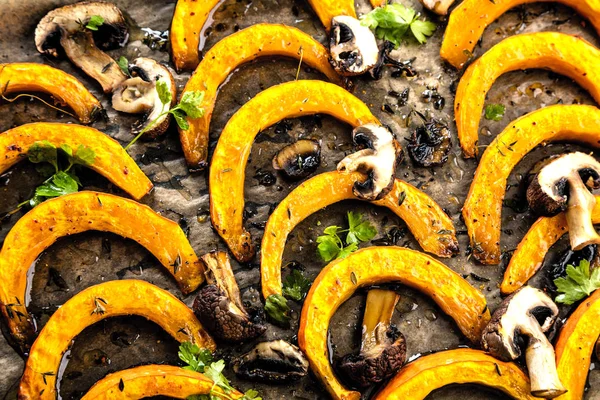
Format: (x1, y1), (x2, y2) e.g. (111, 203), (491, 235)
(192, 251), (266, 343)
(35, 2), (129, 93)
(329, 15), (379, 76)
(481, 286), (566, 398)
(112, 58), (176, 137)
(418, 0), (456, 15)
(337, 123), (402, 200)
(527, 152), (600, 250)
(337, 289), (406, 388)
(233, 340), (309, 383)
(407, 112), (452, 167)
(272, 139), (321, 180)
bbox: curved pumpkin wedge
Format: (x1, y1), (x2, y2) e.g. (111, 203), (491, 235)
(81, 365), (242, 399)
(0, 122), (152, 200)
(0, 191), (204, 352)
(455, 32), (600, 159)
(374, 349), (538, 400)
(210, 80), (379, 263)
(0, 63), (102, 124)
(440, 0), (600, 69)
(501, 197), (600, 294)
(179, 24), (343, 168)
(18, 280), (215, 400)
(463, 104), (600, 265)
(261, 171), (459, 299)
(298, 247), (491, 400)
(307, 0), (356, 30)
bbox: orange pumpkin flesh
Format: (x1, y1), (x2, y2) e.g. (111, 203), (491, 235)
(18, 280), (215, 400)
(179, 24), (343, 168)
(463, 105), (600, 265)
(209, 80), (379, 263)
(261, 171), (458, 299)
(440, 0), (600, 69)
(455, 32), (600, 159)
(298, 247), (491, 400)
(0, 63), (102, 124)
(0, 191), (204, 352)
(375, 349), (539, 400)
(306, 0), (356, 30)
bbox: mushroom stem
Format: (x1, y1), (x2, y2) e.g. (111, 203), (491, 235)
(361, 289), (399, 355)
(525, 335), (567, 398)
(201, 251), (245, 312)
(566, 177), (600, 250)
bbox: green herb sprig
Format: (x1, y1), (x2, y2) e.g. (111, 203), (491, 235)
(85, 15), (105, 31)
(317, 211), (377, 262)
(178, 342), (262, 400)
(484, 104), (505, 121)
(360, 4), (436, 48)
(554, 259), (600, 305)
(282, 269), (311, 301)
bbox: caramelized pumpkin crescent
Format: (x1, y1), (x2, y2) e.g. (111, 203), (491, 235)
(501, 197), (600, 294)
(554, 289), (600, 400)
(375, 349), (538, 400)
(81, 365), (242, 399)
(455, 32), (600, 158)
(0, 191), (204, 353)
(0, 122), (152, 200)
(179, 24), (343, 168)
(306, 0), (356, 30)
(210, 80), (379, 263)
(463, 105), (600, 265)
(440, 0), (600, 69)
(0, 63), (102, 124)
(261, 171), (459, 299)
(18, 280), (215, 400)
(298, 246), (491, 400)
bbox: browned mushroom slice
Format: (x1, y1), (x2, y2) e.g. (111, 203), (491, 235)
(233, 340), (309, 383)
(35, 2), (128, 93)
(272, 140), (321, 180)
(481, 286), (566, 398)
(329, 16), (379, 76)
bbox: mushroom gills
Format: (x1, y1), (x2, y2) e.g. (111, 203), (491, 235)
(481, 286), (566, 398)
(233, 340), (309, 383)
(337, 289), (406, 388)
(337, 124), (402, 200)
(192, 252), (266, 343)
(407, 113), (451, 167)
(527, 152), (600, 250)
(329, 16), (379, 76)
(272, 139), (321, 180)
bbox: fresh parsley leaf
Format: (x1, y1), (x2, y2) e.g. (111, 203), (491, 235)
(72, 144), (96, 166)
(204, 360), (234, 393)
(28, 141), (58, 172)
(116, 56), (131, 77)
(264, 294), (291, 325)
(316, 212), (378, 262)
(85, 15), (105, 31)
(337, 242), (359, 259)
(171, 109), (190, 130)
(346, 211), (377, 245)
(242, 389), (262, 400)
(178, 342), (213, 373)
(179, 91), (206, 119)
(360, 4), (436, 48)
(554, 259), (600, 305)
(484, 104), (505, 121)
(317, 234), (342, 262)
(34, 171), (79, 198)
(282, 269), (311, 301)
(156, 80), (172, 106)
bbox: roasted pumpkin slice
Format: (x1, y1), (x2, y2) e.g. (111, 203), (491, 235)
(261, 171), (459, 299)
(463, 105), (600, 265)
(0, 63), (102, 124)
(298, 247), (491, 400)
(0, 191), (204, 353)
(81, 365), (242, 399)
(455, 32), (600, 159)
(554, 289), (600, 400)
(306, 0), (356, 30)
(440, 0), (600, 69)
(179, 24), (343, 168)
(18, 280), (215, 400)
(501, 197), (600, 294)
(374, 349), (538, 399)
(210, 80), (379, 263)
(0, 122), (152, 200)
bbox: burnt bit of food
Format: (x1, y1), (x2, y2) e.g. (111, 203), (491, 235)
(421, 87), (445, 110)
(390, 57), (418, 79)
(253, 169), (276, 186)
(233, 340), (309, 383)
(550, 244), (599, 282)
(272, 139), (321, 180)
(406, 111), (452, 167)
(371, 227), (407, 246)
(371, 43), (418, 81)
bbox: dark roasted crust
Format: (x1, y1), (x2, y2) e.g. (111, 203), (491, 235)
(193, 285), (266, 343)
(526, 175), (567, 216)
(481, 288), (520, 361)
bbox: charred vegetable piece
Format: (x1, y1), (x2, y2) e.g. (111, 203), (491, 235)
(551, 245), (599, 282)
(337, 124), (402, 200)
(18, 280), (214, 400)
(407, 113), (451, 167)
(527, 152), (600, 251)
(482, 286), (565, 398)
(193, 252), (266, 342)
(329, 16), (379, 76)
(233, 340), (309, 383)
(337, 289), (405, 387)
(272, 139), (321, 180)
(35, 2), (129, 93)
